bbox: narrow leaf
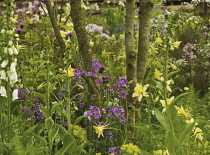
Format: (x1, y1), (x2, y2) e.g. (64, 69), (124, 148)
(49, 125), (59, 143)
(155, 109), (170, 131)
(73, 116), (85, 125)
(179, 122), (195, 144)
(40, 106), (49, 118)
(32, 91), (47, 103)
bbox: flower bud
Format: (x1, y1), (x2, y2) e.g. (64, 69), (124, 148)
(1, 29), (5, 34)
(12, 45), (19, 55)
(8, 40), (13, 46)
(4, 47), (8, 54)
(8, 48), (13, 55)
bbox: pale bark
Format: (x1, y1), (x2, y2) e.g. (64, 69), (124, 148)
(137, 0), (154, 84)
(70, 0), (100, 106)
(125, 0), (137, 106)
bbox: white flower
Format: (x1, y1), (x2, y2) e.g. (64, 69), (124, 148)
(1, 29), (5, 33)
(119, 1), (125, 7)
(10, 62), (16, 72)
(12, 89), (18, 101)
(0, 86), (7, 97)
(7, 70), (18, 85)
(1, 60), (8, 68)
(0, 70), (7, 80)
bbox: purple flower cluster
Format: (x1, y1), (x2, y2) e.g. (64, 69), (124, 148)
(18, 88), (29, 99)
(105, 130), (114, 138)
(84, 106), (102, 122)
(32, 97), (45, 119)
(85, 24), (103, 34)
(103, 106), (127, 123)
(108, 146), (122, 154)
(22, 97), (45, 120)
(84, 105), (127, 124)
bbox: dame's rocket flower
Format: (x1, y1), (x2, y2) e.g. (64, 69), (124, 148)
(132, 83), (149, 102)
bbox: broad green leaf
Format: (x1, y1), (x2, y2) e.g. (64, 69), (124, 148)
(165, 131), (182, 155)
(40, 106), (49, 118)
(30, 133), (47, 147)
(179, 122), (195, 144)
(73, 116), (85, 125)
(72, 144), (84, 155)
(155, 109), (170, 131)
(58, 125), (68, 137)
(55, 134), (75, 155)
(23, 124), (38, 136)
(51, 102), (62, 114)
(45, 117), (54, 131)
(155, 81), (164, 93)
(32, 91), (47, 103)
(166, 103), (177, 121)
(49, 125), (59, 143)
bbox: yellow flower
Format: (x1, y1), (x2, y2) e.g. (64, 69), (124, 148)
(160, 96), (174, 108)
(154, 69), (163, 80)
(149, 46), (158, 54)
(155, 37), (163, 45)
(96, 153), (101, 155)
(170, 41), (181, 50)
(93, 123), (109, 138)
(166, 80), (173, 92)
(68, 68), (75, 77)
(186, 118), (194, 124)
(193, 127), (204, 141)
(184, 87), (189, 91)
(90, 41), (94, 47)
(177, 105), (190, 118)
(170, 63), (177, 70)
(132, 83), (149, 102)
(154, 150), (169, 155)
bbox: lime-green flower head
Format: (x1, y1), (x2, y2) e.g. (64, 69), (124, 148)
(132, 83), (149, 102)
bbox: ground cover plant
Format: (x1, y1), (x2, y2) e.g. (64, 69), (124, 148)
(0, 0), (210, 154)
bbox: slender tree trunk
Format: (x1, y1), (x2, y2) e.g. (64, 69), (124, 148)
(125, 0), (137, 106)
(70, 0), (100, 106)
(135, 0), (154, 136)
(137, 0), (153, 84)
(70, 0), (92, 68)
(45, 0), (66, 58)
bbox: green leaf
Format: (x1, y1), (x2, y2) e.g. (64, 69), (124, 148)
(45, 117), (54, 131)
(51, 102), (62, 114)
(73, 116), (85, 125)
(179, 122), (195, 144)
(165, 131), (182, 155)
(58, 125), (68, 137)
(49, 125), (59, 143)
(47, 82), (56, 94)
(155, 109), (170, 131)
(30, 133), (47, 147)
(23, 124), (38, 136)
(133, 125), (150, 134)
(32, 91), (47, 103)
(40, 106), (49, 118)
(55, 134), (75, 155)
(166, 103), (177, 121)
(167, 69), (180, 78)
(72, 144), (84, 155)
(140, 150), (152, 155)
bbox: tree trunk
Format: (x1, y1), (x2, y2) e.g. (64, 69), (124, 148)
(125, 0), (137, 106)
(137, 0), (153, 84)
(70, 0), (100, 106)
(45, 0), (66, 58)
